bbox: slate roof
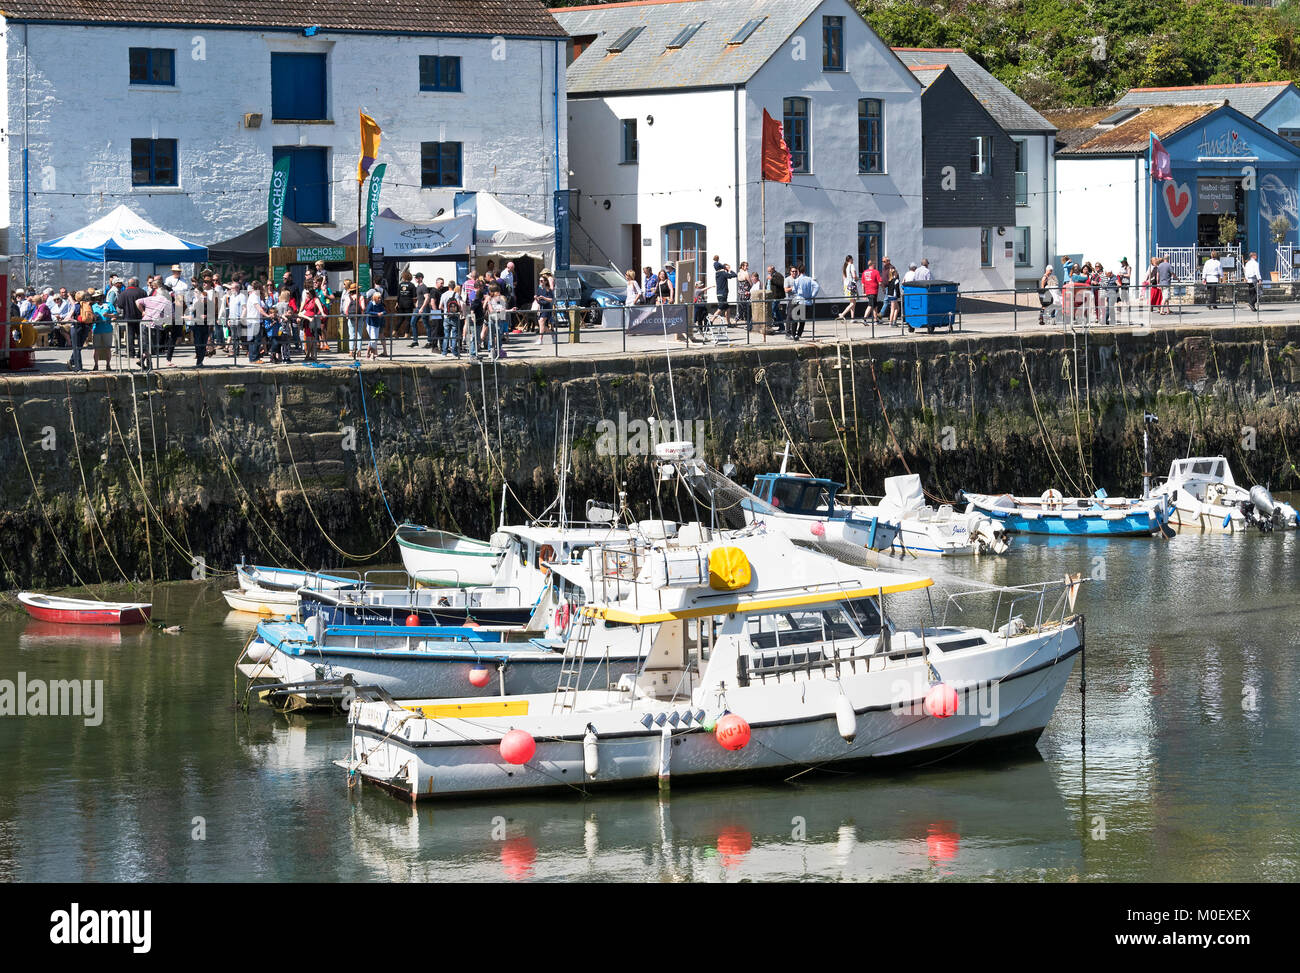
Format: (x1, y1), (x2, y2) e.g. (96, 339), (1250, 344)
(905, 64), (947, 88)
(0, 0), (568, 37)
(1042, 104), (1221, 156)
(1116, 81), (1296, 118)
(551, 0), (822, 95)
(892, 47), (1054, 133)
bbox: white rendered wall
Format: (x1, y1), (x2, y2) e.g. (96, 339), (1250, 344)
(4, 24), (566, 286)
(1055, 157), (1144, 274)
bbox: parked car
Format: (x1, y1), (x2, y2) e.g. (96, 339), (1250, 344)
(569, 264), (630, 327)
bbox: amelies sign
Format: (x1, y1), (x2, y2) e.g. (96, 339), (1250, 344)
(1196, 128), (1252, 157)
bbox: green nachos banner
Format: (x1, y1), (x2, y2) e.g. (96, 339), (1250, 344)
(365, 163), (386, 249)
(267, 156), (292, 250)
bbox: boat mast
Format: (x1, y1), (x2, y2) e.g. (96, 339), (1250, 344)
(1142, 412), (1158, 499)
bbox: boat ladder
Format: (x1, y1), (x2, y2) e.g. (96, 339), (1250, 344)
(553, 609), (595, 714)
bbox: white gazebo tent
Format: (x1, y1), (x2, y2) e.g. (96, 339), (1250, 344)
(473, 193), (555, 267)
(35, 204), (208, 286)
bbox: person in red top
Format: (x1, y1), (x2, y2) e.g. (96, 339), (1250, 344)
(860, 260), (883, 323)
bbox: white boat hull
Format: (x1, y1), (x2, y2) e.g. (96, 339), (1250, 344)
(346, 622), (1081, 801)
(223, 587), (299, 617)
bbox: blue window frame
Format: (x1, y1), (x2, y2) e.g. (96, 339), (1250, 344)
(131, 138), (177, 186)
(857, 221), (883, 273)
(664, 222), (707, 282)
(272, 146), (330, 223)
(129, 48), (175, 86)
(783, 97), (809, 173)
(271, 53), (327, 121)
(621, 119), (638, 164)
(785, 222), (811, 273)
(421, 142), (463, 187)
(419, 55), (461, 92)
(858, 99), (883, 173)
(822, 16), (844, 71)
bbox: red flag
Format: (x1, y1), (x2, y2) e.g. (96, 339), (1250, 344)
(762, 109), (792, 183)
(1150, 132), (1172, 182)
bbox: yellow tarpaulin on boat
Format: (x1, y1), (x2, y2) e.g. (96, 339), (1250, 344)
(708, 546), (751, 591)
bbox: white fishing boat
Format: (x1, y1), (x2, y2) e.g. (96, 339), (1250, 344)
(240, 608), (647, 710)
(847, 475), (1008, 556)
(340, 529), (1085, 802)
(396, 525), (504, 587)
(1147, 456), (1298, 532)
(302, 518), (662, 629)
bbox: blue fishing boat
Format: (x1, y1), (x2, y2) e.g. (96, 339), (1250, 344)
(240, 616), (646, 710)
(959, 489), (1170, 537)
(742, 471), (900, 555)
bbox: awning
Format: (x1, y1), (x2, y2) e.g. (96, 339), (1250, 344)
(36, 204), (207, 263)
(206, 219), (339, 264)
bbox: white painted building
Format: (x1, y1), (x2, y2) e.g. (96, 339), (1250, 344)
(2, 2), (568, 288)
(551, 0), (924, 298)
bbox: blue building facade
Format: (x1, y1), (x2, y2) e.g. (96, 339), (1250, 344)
(1153, 105), (1300, 274)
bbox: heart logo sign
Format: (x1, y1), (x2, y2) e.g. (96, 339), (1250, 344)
(1165, 181), (1192, 229)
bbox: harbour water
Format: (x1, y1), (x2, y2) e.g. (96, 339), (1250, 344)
(1, 526), (1297, 882)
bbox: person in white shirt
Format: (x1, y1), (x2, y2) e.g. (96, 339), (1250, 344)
(915, 258), (933, 281)
(50, 287), (75, 323)
(164, 265), (189, 293)
(1201, 252), (1223, 309)
(1243, 251), (1261, 312)
(903, 263), (918, 283)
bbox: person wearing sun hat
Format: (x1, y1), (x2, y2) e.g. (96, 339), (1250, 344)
(66, 290), (93, 371)
(88, 288), (117, 371)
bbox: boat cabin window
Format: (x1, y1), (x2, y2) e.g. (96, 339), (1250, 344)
(1176, 459), (1224, 479)
(768, 479), (836, 515)
(843, 597), (887, 636)
(746, 608), (861, 649)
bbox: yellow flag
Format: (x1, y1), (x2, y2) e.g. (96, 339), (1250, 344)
(358, 111), (382, 183)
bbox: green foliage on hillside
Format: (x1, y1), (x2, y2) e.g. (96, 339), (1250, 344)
(859, 0), (1300, 107)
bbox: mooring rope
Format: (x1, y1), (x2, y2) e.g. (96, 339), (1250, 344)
(272, 385), (396, 561)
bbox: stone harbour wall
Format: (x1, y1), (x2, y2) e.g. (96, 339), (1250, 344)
(1, 323), (1298, 588)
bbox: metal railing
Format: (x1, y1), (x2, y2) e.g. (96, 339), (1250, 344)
(11, 278), (1300, 374)
(1156, 245), (1242, 284)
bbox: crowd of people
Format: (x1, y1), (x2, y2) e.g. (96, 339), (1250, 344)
(618, 254), (936, 341)
(1035, 249), (1263, 326)
(6, 257), (554, 371)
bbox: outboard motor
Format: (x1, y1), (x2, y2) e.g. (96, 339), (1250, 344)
(1251, 485), (1300, 529)
(1247, 484), (1299, 530)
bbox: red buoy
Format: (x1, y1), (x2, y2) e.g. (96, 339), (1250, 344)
(924, 683), (959, 719)
(499, 729), (536, 765)
(469, 666), (491, 688)
(810, 521), (826, 537)
(405, 613), (420, 627)
(715, 713), (751, 750)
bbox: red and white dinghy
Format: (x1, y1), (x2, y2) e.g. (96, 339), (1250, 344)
(17, 592), (152, 626)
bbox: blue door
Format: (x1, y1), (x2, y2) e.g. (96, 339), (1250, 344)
(271, 53), (327, 120)
(272, 146), (329, 223)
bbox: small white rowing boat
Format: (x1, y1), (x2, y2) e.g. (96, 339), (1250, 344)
(223, 586), (299, 618)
